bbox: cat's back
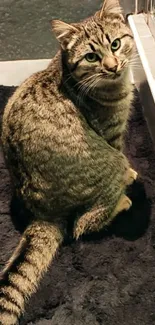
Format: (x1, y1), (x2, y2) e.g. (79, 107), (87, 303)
(3, 62), (61, 129)
(2, 56), (78, 148)
(1, 56), (90, 173)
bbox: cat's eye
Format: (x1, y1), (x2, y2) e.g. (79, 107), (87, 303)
(111, 39), (121, 52)
(85, 53), (99, 62)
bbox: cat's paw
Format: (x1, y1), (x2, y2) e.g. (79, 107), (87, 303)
(126, 168), (138, 186)
(0, 310), (18, 325)
(111, 194), (132, 218)
(121, 195), (132, 211)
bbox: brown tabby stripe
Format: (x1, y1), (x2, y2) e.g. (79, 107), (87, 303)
(108, 131), (122, 143)
(105, 33), (111, 43)
(90, 38), (99, 45)
(103, 121), (123, 133)
(89, 43), (96, 52)
(0, 222), (63, 325)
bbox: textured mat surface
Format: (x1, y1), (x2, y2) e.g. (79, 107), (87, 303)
(0, 85), (155, 325)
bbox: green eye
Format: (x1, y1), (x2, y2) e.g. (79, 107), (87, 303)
(85, 53), (99, 62)
(111, 39), (121, 52)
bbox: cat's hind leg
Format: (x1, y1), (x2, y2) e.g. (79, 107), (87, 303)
(73, 194), (132, 239)
(73, 205), (106, 240)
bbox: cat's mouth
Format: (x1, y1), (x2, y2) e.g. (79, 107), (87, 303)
(102, 71), (122, 81)
(112, 72), (122, 79)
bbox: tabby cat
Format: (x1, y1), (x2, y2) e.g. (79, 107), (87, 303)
(0, 0), (137, 324)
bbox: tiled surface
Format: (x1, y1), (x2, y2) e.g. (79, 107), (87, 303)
(0, 0), (101, 61)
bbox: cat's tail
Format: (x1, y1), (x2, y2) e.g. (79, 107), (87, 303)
(0, 220), (64, 325)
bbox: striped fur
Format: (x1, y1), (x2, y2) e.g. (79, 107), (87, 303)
(0, 0), (136, 323)
(52, 0), (134, 151)
(0, 222), (63, 325)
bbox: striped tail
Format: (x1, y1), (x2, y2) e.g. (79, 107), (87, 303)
(0, 221), (63, 325)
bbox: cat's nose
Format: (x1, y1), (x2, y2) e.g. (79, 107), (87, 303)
(103, 56), (118, 73)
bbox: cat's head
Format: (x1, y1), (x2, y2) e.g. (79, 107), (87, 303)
(52, 0), (134, 87)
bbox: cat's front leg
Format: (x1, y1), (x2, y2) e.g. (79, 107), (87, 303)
(109, 135), (124, 152)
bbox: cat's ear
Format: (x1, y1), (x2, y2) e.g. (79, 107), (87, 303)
(99, 0), (123, 19)
(51, 20), (78, 49)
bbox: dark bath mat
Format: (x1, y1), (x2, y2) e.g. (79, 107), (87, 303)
(0, 85), (155, 325)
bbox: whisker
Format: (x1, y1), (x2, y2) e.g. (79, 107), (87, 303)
(130, 58), (141, 63)
(78, 74), (105, 103)
(129, 62), (142, 67)
(130, 62), (142, 65)
(129, 58), (141, 63)
(76, 74), (99, 87)
(130, 64), (142, 68)
(131, 57), (140, 61)
(130, 67), (142, 69)
(76, 75), (100, 105)
(130, 60), (142, 65)
(90, 76), (103, 94)
(63, 73), (73, 86)
(76, 73), (102, 92)
(131, 53), (140, 57)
